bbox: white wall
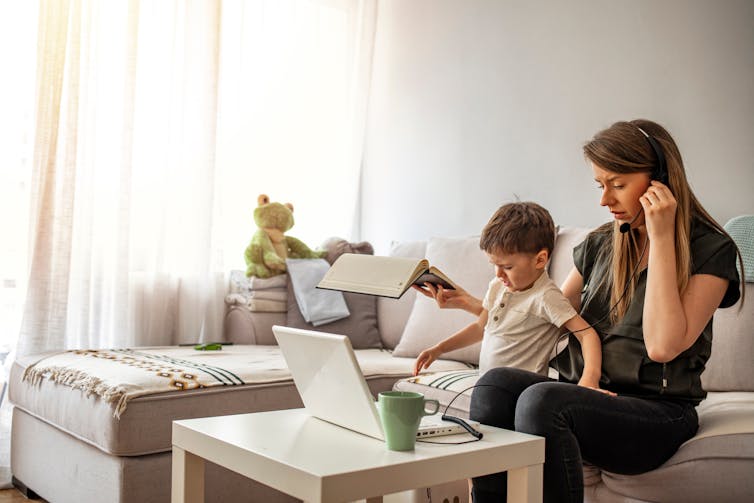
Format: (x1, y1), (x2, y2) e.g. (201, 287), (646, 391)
(360, 0), (754, 252)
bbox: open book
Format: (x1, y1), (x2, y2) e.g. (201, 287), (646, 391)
(316, 253), (458, 299)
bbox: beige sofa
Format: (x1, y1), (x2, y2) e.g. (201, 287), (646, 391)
(9, 224), (753, 502)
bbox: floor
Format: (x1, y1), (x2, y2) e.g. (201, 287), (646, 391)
(0, 488), (42, 502)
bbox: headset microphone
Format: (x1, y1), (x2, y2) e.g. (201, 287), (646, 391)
(619, 207), (644, 234)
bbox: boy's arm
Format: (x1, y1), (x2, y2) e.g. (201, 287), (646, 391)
(561, 314), (612, 394)
(413, 309), (487, 375)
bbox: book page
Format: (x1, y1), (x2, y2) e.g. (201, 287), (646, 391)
(317, 254), (428, 298)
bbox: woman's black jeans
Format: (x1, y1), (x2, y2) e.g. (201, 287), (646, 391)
(469, 367), (699, 503)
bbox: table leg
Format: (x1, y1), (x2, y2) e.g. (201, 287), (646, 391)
(172, 446), (205, 503)
(507, 463), (543, 503)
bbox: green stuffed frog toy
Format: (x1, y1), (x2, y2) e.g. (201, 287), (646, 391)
(244, 194), (326, 278)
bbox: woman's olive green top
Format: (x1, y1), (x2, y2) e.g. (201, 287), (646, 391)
(555, 217), (740, 404)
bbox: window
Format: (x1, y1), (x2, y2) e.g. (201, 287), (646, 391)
(2, 0), (375, 352)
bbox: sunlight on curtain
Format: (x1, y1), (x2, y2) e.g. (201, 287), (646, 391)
(14, 0), (376, 357)
(215, 0), (376, 260)
(0, 4), (37, 357)
(0, 0), (39, 488)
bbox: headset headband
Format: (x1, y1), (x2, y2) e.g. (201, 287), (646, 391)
(636, 126), (668, 184)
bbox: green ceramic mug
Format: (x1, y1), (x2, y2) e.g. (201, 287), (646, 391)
(378, 391), (440, 451)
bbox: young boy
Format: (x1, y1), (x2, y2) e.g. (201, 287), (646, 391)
(413, 202), (603, 390)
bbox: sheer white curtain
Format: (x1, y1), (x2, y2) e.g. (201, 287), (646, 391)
(215, 0), (377, 252)
(15, 0), (376, 357)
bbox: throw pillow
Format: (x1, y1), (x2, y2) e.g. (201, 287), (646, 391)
(392, 236), (492, 365)
(286, 279), (382, 349)
(548, 226), (592, 287)
(285, 237), (382, 350)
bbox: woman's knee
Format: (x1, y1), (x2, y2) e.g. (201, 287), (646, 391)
(470, 369), (515, 426)
(514, 382), (573, 435)
(470, 367), (548, 427)
(476, 367), (547, 391)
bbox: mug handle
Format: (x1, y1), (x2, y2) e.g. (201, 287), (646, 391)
(423, 398), (440, 416)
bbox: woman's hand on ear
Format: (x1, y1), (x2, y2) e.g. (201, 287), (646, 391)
(640, 180), (677, 239)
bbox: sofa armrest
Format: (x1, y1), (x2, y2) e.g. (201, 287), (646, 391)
(223, 305), (286, 345)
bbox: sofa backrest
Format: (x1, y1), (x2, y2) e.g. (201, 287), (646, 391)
(702, 213), (753, 392)
(703, 283), (753, 392)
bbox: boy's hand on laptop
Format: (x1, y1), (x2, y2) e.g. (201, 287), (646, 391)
(412, 283), (483, 315)
(413, 346), (442, 376)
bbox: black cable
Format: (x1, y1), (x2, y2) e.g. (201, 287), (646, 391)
(442, 383), (489, 415)
(416, 383), (501, 445)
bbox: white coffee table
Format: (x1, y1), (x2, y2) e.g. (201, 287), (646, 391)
(172, 408), (544, 503)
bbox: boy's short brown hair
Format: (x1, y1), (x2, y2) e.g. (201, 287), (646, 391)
(479, 202), (555, 255)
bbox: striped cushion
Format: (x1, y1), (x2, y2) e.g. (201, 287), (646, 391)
(393, 369), (479, 419)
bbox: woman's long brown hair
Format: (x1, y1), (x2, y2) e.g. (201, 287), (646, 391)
(583, 119), (744, 323)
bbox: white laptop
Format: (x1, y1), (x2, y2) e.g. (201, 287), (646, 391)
(273, 325), (479, 440)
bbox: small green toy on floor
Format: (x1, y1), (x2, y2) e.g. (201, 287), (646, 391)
(244, 194), (326, 278)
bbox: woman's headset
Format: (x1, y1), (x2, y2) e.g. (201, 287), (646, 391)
(619, 127), (668, 234)
(637, 126), (668, 185)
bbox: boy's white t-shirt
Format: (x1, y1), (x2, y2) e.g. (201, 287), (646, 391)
(479, 271), (577, 376)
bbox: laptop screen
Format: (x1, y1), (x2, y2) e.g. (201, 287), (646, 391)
(273, 325), (385, 440)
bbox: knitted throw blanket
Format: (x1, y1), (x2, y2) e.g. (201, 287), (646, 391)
(724, 215), (754, 283)
(22, 346), (290, 418)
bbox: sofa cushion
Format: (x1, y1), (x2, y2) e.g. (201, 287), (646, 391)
(9, 347), (472, 456)
(377, 240), (427, 350)
(285, 279), (382, 349)
(392, 236), (491, 364)
(593, 392), (754, 503)
(703, 283), (754, 392)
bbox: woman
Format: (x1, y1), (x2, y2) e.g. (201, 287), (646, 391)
(417, 119), (743, 502)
